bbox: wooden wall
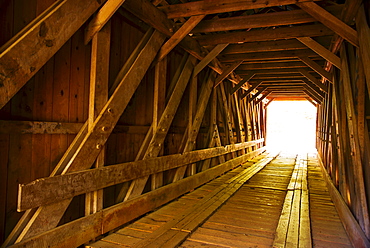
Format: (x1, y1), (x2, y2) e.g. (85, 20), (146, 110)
(0, 1), (266, 246)
(316, 2), (370, 242)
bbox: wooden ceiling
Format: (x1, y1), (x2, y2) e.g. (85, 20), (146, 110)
(123, 0), (358, 104)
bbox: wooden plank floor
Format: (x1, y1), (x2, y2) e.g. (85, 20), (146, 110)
(87, 152), (353, 248)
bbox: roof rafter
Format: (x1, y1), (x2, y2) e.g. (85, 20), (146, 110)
(159, 0), (320, 19)
(195, 24), (334, 46)
(192, 6), (341, 33)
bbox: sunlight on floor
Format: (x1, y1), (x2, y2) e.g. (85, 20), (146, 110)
(266, 100), (317, 153)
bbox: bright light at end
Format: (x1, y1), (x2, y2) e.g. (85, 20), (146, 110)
(266, 101), (317, 153)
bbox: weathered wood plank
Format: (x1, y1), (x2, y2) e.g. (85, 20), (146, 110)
(151, 56), (167, 190)
(297, 56), (333, 83)
(0, 120), (83, 134)
(84, 0), (126, 44)
(340, 44), (370, 235)
(157, 15), (205, 62)
(296, 2), (358, 47)
(214, 60), (243, 88)
(160, 0), (319, 19)
(222, 40), (307, 55)
(122, 55), (195, 201)
(298, 68), (328, 92)
(85, 20), (111, 217)
(297, 37), (341, 70)
(12, 147), (266, 248)
(192, 6), (341, 33)
(193, 44), (228, 77)
(130, 151), (276, 248)
(219, 49), (318, 63)
(195, 24), (333, 46)
(172, 72), (216, 182)
(0, 0), (103, 109)
(316, 155), (370, 248)
(10, 29), (166, 243)
(356, 4), (370, 98)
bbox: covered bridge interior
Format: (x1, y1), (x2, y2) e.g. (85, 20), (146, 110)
(0, 0), (370, 247)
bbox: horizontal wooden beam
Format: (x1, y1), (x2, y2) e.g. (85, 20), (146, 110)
(192, 5), (341, 33)
(222, 39), (307, 55)
(160, 0), (319, 19)
(12, 148), (266, 248)
(0, 121), (201, 135)
(18, 138), (264, 211)
(195, 24), (334, 46)
(0, 120), (83, 134)
(0, 0), (103, 110)
(218, 49), (318, 63)
(237, 61), (313, 71)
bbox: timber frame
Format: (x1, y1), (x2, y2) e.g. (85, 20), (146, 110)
(0, 0), (370, 247)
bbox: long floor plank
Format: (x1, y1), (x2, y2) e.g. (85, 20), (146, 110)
(87, 152), (353, 248)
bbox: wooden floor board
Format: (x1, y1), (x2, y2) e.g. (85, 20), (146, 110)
(308, 157), (353, 248)
(88, 153), (354, 248)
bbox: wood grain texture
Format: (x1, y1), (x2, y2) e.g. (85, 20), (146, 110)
(0, 0), (103, 109)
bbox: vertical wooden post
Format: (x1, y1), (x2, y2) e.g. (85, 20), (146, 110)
(151, 57), (167, 190)
(86, 22), (111, 215)
(186, 74), (198, 176)
(340, 43), (370, 236)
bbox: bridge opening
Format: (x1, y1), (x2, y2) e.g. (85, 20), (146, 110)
(265, 100), (317, 153)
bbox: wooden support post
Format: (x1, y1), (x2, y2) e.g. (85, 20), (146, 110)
(356, 4), (370, 98)
(86, 20), (111, 217)
(8, 29), (165, 245)
(186, 73), (198, 177)
(151, 56), (167, 190)
(172, 72), (216, 182)
(331, 77), (347, 196)
(121, 56), (196, 201)
(218, 83), (236, 149)
(340, 44), (370, 235)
